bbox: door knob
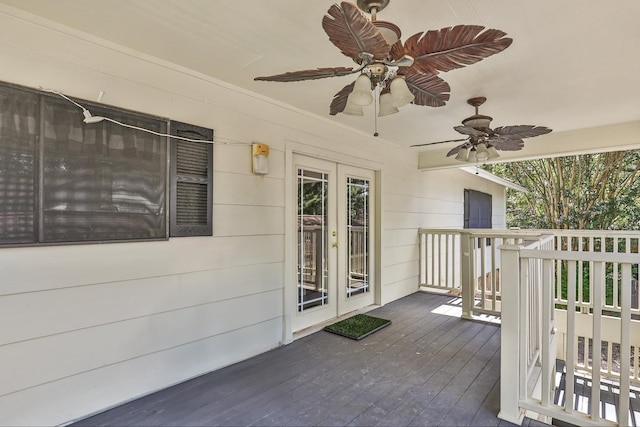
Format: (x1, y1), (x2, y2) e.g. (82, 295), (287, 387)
(332, 242), (338, 248)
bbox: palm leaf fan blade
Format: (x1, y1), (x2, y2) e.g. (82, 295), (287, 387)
(490, 125), (551, 150)
(491, 139), (525, 151)
(454, 125), (488, 137)
(330, 82), (355, 115)
(404, 25), (513, 75)
(254, 66), (359, 82)
(322, 2), (391, 61)
(389, 39), (406, 61)
(401, 72), (450, 107)
(492, 125), (552, 139)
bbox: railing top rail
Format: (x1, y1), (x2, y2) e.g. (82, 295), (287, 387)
(548, 229), (640, 237)
(419, 227), (640, 238)
(520, 234), (555, 249)
(418, 228), (545, 237)
(518, 248), (640, 263)
(418, 228), (463, 235)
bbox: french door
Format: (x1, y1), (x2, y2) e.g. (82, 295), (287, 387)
(293, 155), (375, 332)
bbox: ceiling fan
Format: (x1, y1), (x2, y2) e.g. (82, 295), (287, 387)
(411, 97), (553, 163)
(254, 0), (513, 119)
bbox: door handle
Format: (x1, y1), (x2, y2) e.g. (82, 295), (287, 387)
(332, 242), (338, 248)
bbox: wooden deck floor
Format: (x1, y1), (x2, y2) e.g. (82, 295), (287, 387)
(74, 292), (548, 427)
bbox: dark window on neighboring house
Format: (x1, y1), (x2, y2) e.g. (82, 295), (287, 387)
(464, 189), (492, 247)
(464, 189), (492, 229)
(169, 122), (213, 237)
(0, 82), (213, 246)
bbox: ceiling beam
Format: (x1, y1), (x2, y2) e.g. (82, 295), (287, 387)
(418, 120), (640, 171)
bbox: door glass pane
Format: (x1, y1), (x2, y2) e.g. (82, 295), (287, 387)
(297, 169), (328, 311)
(347, 177), (369, 297)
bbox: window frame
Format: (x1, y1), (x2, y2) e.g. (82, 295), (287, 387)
(0, 81), (214, 247)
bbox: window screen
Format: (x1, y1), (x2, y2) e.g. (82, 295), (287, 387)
(0, 86), (38, 244)
(42, 97), (167, 243)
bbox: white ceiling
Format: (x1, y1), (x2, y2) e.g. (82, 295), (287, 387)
(2, 0), (640, 162)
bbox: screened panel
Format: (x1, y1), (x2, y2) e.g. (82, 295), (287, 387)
(0, 86), (39, 244)
(41, 98), (167, 242)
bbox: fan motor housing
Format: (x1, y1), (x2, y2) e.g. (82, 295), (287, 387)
(462, 114), (493, 130)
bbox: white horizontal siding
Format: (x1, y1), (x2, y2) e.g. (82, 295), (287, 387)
(0, 262), (282, 346)
(2, 289), (282, 395)
(2, 318), (283, 427)
(1, 235), (283, 295)
(213, 205), (284, 236)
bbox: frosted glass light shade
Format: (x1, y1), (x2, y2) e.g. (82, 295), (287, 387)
(378, 91), (399, 116)
(252, 143), (269, 175)
(467, 148), (478, 163)
(476, 143), (489, 161)
(343, 96), (365, 116)
(455, 146), (469, 161)
(390, 76), (415, 108)
(349, 74), (374, 106)
(487, 145), (500, 160)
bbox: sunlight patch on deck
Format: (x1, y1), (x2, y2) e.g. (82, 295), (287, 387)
(430, 296), (501, 324)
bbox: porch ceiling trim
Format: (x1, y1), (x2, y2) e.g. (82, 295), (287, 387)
(459, 167), (527, 192)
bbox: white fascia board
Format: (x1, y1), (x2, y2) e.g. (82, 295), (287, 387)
(459, 166), (527, 192)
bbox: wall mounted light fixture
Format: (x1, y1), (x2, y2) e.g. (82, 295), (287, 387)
(252, 143), (269, 175)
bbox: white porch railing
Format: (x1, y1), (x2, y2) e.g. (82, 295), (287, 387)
(418, 229), (640, 426)
(418, 228), (547, 318)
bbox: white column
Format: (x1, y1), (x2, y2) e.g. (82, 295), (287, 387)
(497, 244), (526, 425)
(460, 232), (474, 319)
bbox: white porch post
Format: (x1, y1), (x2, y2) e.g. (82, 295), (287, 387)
(460, 232), (474, 319)
(498, 243), (526, 425)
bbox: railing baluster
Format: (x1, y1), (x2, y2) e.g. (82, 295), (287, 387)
(542, 258), (554, 407)
(591, 261), (603, 423)
(619, 263), (631, 426)
(613, 237), (619, 311)
(480, 237), (487, 310)
(418, 230), (425, 286)
(566, 259), (576, 414)
(445, 233), (450, 287)
(492, 237), (497, 312)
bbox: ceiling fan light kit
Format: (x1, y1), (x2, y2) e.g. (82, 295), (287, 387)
(254, 1), (513, 127)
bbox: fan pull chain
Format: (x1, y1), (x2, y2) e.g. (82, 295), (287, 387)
(373, 85), (379, 137)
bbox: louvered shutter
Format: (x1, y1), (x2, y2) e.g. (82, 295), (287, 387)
(170, 122), (213, 236)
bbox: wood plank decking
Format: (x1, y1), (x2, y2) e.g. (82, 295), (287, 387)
(73, 292), (548, 427)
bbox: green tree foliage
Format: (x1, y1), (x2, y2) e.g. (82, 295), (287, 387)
(487, 151), (640, 230)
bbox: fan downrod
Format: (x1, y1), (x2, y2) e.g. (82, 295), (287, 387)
(357, 0), (390, 14)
